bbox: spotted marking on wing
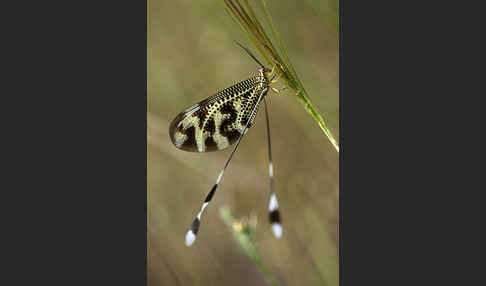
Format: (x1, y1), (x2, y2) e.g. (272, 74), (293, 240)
(169, 71), (269, 152)
(173, 132), (188, 148)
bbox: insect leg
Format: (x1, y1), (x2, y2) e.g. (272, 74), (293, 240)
(185, 88), (267, 247)
(269, 64), (284, 94)
(263, 97), (282, 238)
(270, 58), (285, 82)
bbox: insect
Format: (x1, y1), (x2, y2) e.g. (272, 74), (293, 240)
(169, 42), (283, 246)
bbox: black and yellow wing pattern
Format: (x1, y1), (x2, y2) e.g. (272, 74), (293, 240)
(169, 72), (268, 152)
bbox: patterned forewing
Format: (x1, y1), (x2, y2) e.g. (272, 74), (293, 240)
(169, 76), (267, 152)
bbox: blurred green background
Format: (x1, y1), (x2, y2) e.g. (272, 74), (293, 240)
(148, 0), (339, 285)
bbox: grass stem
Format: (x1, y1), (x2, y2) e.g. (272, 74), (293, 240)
(223, 0), (339, 152)
(219, 207), (281, 286)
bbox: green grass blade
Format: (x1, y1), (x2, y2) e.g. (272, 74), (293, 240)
(223, 0), (339, 152)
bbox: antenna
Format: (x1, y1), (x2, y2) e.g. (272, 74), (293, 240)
(234, 41), (266, 69)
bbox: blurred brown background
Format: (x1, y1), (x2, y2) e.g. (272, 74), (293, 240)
(148, 0), (338, 285)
